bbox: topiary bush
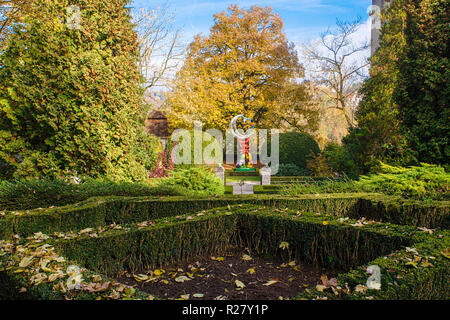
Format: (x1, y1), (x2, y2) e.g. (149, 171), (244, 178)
(277, 132), (320, 171)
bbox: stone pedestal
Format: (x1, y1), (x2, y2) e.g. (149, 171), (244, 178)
(260, 166), (271, 185)
(215, 164), (225, 185)
(232, 183), (254, 195)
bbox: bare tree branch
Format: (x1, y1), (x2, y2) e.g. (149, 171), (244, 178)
(133, 4), (184, 90)
(301, 17), (369, 127)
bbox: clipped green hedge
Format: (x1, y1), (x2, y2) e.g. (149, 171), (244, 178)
(0, 194), (372, 239)
(1, 193), (448, 240)
(358, 197), (450, 229)
(1, 204), (449, 300)
(235, 206), (449, 299)
(0, 178), (184, 211)
(235, 207), (411, 270)
(53, 209), (237, 275)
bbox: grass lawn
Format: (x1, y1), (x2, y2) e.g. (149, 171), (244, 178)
(225, 176), (261, 183)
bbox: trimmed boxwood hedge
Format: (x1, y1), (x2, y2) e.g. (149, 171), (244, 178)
(235, 207), (411, 270)
(1, 204), (449, 300)
(295, 233), (450, 300)
(357, 197), (450, 229)
(53, 210), (238, 275)
(48, 206), (413, 273)
(0, 194), (448, 240)
(233, 206), (450, 300)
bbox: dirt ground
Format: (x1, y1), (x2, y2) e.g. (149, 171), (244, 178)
(116, 248), (335, 300)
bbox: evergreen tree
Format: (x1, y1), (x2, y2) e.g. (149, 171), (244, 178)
(0, 0), (158, 180)
(395, 0), (449, 165)
(345, 0), (449, 172)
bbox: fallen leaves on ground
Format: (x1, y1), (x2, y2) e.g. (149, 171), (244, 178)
(235, 279), (245, 289)
(0, 234), (145, 300)
(418, 227), (434, 234)
(82, 281), (111, 293)
(263, 280), (278, 286)
(211, 256), (224, 262)
(153, 269), (165, 276)
(175, 275), (192, 283)
(246, 268), (255, 274)
(279, 241), (289, 250)
(315, 274), (338, 292)
(441, 248), (450, 259)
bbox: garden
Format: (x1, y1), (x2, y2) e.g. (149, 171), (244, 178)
(1, 158), (448, 300)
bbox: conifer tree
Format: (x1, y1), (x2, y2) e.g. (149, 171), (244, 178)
(0, 0), (158, 180)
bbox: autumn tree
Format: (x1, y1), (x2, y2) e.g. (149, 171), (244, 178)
(166, 5), (309, 131)
(264, 80), (321, 134)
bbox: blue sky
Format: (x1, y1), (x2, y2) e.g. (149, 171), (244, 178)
(131, 0), (373, 44)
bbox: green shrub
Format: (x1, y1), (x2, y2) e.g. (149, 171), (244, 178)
(282, 163), (450, 201)
(276, 164), (303, 176)
(279, 132), (320, 170)
(324, 143), (358, 179)
(281, 178), (360, 196)
(0, 177), (184, 210)
(54, 209), (237, 275)
(0, 0), (155, 182)
(2, 193), (447, 240)
(295, 226), (450, 300)
(264, 132), (320, 171)
(358, 163), (449, 201)
(307, 152), (333, 178)
(156, 166), (224, 196)
(2, 204), (448, 300)
(236, 206), (410, 270)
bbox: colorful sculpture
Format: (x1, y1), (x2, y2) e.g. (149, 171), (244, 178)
(229, 115), (255, 171)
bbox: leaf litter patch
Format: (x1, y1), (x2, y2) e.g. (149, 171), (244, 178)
(115, 248), (337, 300)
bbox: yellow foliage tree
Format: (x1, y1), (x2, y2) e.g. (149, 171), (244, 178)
(166, 5), (310, 132)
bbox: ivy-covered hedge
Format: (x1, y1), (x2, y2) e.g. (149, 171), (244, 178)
(1, 193), (448, 240)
